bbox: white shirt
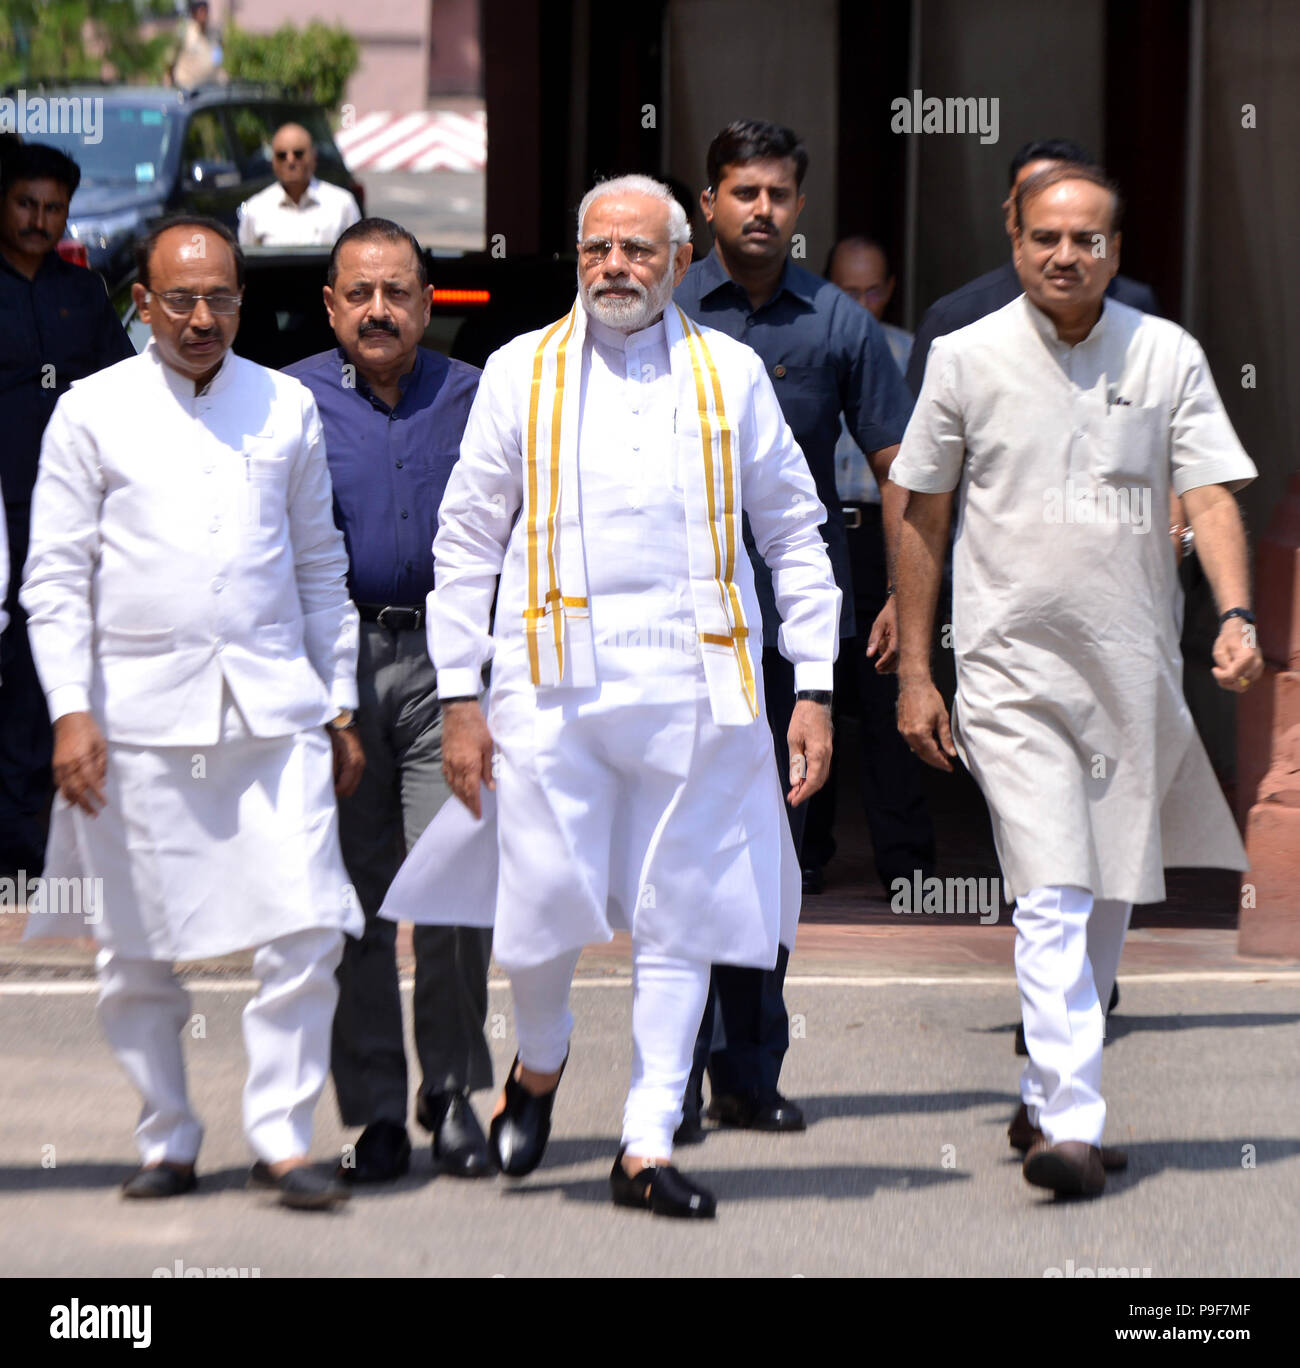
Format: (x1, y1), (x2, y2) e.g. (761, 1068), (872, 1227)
(22, 341), (358, 746)
(237, 176), (361, 248)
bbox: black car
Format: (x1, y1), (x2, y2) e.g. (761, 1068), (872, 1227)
(25, 83), (364, 291)
(115, 246), (578, 373)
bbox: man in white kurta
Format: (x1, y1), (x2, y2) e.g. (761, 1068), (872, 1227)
(21, 217), (363, 1209)
(891, 166), (1261, 1197)
(384, 176), (839, 1218)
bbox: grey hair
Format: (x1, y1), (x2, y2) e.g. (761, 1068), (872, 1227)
(576, 174), (692, 246)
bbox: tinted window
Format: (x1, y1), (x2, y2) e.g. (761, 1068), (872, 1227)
(39, 105), (171, 188)
(227, 104), (276, 178)
(181, 110), (234, 169)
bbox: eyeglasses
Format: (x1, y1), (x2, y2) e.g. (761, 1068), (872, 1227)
(149, 290), (243, 316)
(273, 148), (310, 161)
(578, 236), (670, 266)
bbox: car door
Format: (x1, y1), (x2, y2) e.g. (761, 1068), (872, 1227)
(177, 108), (244, 228)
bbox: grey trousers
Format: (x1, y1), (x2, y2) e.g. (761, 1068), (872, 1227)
(330, 623), (493, 1128)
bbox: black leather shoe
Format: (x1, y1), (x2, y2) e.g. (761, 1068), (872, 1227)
(708, 1090), (806, 1133)
(489, 1054), (565, 1177)
(673, 1112), (706, 1146)
(339, 1120), (410, 1184)
(418, 1090), (493, 1178)
(610, 1149), (716, 1219)
(1008, 1104), (1127, 1171)
(249, 1160), (350, 1210)
(801, 866), (824, 895)
(121, 1163), (197, 1199)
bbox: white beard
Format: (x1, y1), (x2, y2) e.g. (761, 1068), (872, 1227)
(580, 265), (676, 333)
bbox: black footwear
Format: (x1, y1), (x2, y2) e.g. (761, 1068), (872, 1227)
(489, 1054), (565, 1177)
(801, 866), (824, 895)
(339, 1120), (411, 1184)
(249, 1160), (350, 1210)
(609, 1150), (716, 1219)
(1007, 1104), (1127, 1171)
(1108, 981), (1120, 1014)
(707, 1090), (806, 1133)
(418, 1090), (494, 1178)
(1022, 1139), (1106, 1197)
(121, 1163), (197, 1199)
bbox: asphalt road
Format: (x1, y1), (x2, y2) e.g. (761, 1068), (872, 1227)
(1, 970), (1296, 1278)
(358, 170), (485, 251)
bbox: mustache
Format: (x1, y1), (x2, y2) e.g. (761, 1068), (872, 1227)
(359, 318), (399, 336)
(743, 220), (776, 234)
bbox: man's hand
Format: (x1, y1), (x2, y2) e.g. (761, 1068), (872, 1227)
(328, 726), (365, 798)
(52, 712), (108, 815)
(442, 699), (495, 818)
(787, 699), (832, 807)
(1212, 618), (1265, 694)
(897, 677), (957, 771)
(866, 596), (899, 674)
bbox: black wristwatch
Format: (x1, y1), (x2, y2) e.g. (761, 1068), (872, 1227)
(439, 694), (481, 705)
(795, 690), (833, 706)
(1218, 608), (1256, 627)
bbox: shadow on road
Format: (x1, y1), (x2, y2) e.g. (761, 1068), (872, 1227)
(978, 1010), (1300, 1046)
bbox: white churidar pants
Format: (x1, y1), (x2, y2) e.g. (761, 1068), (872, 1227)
(96, 927), (344, 1165)
(1013, 884), (1132, 1146)
(509, 941), (711, 1158)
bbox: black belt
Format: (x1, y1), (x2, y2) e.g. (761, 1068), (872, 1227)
(358, 602), (425, 631)
(841, 502), (881, 531)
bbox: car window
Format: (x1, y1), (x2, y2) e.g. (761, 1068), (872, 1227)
(182, 110), (235, 169)
(40, 105), (171, 188)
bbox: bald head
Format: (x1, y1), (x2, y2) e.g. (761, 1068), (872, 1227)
(271, 122), (316, 199)
(827, 237), (894, 320)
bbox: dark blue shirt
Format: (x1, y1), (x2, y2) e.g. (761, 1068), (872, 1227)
(905, 260), (1160, 395)
(675, 251), (913, 643)
(1, 250), (134, 572)
(285, 345), (481, 606)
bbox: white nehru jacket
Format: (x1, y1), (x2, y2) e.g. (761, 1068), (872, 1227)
(237, 176), (361, 248)
(22, 340), (358, 745)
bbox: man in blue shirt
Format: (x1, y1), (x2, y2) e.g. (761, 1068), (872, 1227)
(0, 143), (133, 880)
(675, 120), (914, 1136)
(286, 219), (493, 1183)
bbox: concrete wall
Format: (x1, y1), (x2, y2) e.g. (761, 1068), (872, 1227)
(665, 0), (839, 268)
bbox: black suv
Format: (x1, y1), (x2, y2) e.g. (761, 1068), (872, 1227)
(27, 83), (363, 291)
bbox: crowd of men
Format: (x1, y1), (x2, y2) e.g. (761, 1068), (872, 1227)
(0, 114), (1260, 1217)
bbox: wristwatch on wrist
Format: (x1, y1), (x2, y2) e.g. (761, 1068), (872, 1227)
(1218, 607), (1255, 628)
(795, 690), (833, 706)
(326, 709), (357, 732)
(439, 695), (481, 706)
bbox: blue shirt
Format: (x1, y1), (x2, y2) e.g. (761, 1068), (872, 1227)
(285, 345), (481, 606)
(675, 251), (913, 642)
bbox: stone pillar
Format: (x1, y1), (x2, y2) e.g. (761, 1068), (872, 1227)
(1237, 473), (1300, 958)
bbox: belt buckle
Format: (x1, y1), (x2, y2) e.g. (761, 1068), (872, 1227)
(842, 506), (862, 530)
(376, 605), (419, 631)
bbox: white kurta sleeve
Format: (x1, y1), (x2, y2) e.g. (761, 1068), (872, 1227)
(739, 353), (841, 692)
(287, 391), (359, 709)
(889, 337), (967, 493)
(1169, 334), (1257, 496)
(427, 350), (523, 698)
(20, 395), (105, 721)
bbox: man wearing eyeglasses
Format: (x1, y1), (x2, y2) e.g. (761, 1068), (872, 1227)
(237, 123), (360, 249)
(22, 214), (363, 1210)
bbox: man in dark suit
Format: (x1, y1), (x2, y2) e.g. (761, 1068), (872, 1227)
(905, 139), (1158, 396)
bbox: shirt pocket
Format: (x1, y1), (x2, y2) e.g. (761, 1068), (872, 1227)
(1093, 404), (1168, 487)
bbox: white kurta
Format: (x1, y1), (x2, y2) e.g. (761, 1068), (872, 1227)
(382, 310), (840, 969)
(236, 177), (362, 248)
(21, 343), (362, 959)
(891, 295), (1255, 905)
